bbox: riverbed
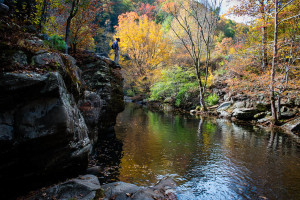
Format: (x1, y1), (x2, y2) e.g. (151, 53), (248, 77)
(96, 103), (300, 200)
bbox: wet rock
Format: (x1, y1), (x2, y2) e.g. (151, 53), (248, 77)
(217, 101), (232, 112)
(254, 112), (266, 119)
(280, 111), (296, 119)
(282, 117), (300, 134)
(257, 116), (272, 124)
(102, 178), (177, 200)
(0, 72), (91, 198)
(219, 111), (231, 118)
(102, 182), (140, 200)
(29, 175), (101, 200)
(280, 106), (289, 113)
(190, 109), (197, 114)
(232, 108), (258, 120)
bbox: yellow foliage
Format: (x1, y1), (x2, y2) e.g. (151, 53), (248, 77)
(112, 12), (172, 93)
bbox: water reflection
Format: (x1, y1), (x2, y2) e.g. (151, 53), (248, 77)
(108, 103), (300, 199)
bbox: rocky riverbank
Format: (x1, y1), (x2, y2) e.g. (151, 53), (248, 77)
(144, 92), (300, 136)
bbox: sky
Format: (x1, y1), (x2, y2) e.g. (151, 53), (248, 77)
(220, 0), (255, 24)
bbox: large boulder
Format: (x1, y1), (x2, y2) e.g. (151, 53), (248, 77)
(77, 53), (124, 134)
(78, 91), (103, 144)
(232, 108), (259, 120)
(0, 72), (91, 198)
(28, 174), (102, 200)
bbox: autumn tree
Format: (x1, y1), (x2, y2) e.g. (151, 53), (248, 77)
(269, 0), (300, 124)
(113, 12), (171, 93)
(229, 0), (270, 70)
(166, 0), (222, 111)
(68, 0), (104, 52)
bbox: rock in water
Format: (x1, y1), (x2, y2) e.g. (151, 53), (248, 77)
(0, 72), (91, 198)
(282, 117), (300, 134)
(28, 175), (101, 200)
(232, 108), (258, 120)
(217, 101), (232, 112)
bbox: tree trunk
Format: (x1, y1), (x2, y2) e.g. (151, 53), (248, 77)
(270, 0), (278, 124)
(38, 0), (47, 33)
(277, 95), (281, 120)
(262, 25), (268, 69)
(65, 0), (78, 54)
(65, 18), (71, 54)
(260, 0), (268, 70)
(199, 86), (207, 111)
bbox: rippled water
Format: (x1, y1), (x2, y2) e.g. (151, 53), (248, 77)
(100, 103), (300, 200)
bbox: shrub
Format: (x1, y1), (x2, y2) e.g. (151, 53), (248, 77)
(206, 93), (219, 106)
(125, 89), (135, 97)
(46, 35), (67, 51)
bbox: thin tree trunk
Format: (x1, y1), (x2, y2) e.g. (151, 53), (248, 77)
(38, 0), (47, 33)
(65, 0), (78, 54)
(262, 25), (268, 69)
(261, 0), (268, 70)
(65, 18), (71, 54)
(270, 0), (278, 124)
(277, 95), (281, 119)
(199, 85), (207, 111)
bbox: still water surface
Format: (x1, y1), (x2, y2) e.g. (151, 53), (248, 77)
(100, 103), (300, 200)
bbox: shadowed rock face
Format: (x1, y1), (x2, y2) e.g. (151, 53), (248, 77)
(77, 53), (124, 136)
(0, 72), (91, 199)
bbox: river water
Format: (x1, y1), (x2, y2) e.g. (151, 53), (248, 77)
(97, 103), (300, 200)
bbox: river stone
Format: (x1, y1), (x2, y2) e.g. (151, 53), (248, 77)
(232, 108), (258, 120)
(102, 178), (177, 200)
(254, 112), (266, 119)
(102, 182), (140, 200)
(233, 101), (245, 108)
(282, 117), (300, 133)
(255, 102), (270, 112)
(219, 111), (231, 118)
(0, 72), (91, 198)
(28, 175), (101, 200)
(280, 111), (296, 119)
(217, 101), (232, 112)
(280, 106), (289, 112)
(223, 92), (232, 101)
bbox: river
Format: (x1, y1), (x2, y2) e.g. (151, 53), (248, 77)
(96, 103), (300, 200)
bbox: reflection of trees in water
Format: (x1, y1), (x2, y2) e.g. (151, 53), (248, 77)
(112, 104), (300, 199)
